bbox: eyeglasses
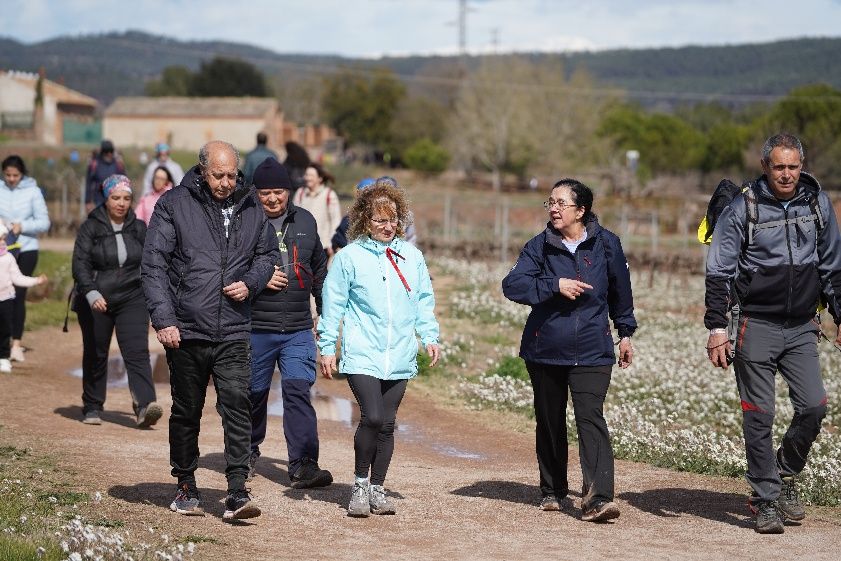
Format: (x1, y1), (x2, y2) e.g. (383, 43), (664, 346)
(371, 218), (399, 226)
(543, 199), (578, 211)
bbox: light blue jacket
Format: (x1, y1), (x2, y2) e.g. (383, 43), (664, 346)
(0, 177), (50, 252)
(317, 235), (439, 380)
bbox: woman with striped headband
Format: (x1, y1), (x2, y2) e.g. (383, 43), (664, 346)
(71, 174), (162, 428)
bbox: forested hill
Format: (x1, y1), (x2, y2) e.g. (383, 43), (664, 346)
(1, 30), (839, 103)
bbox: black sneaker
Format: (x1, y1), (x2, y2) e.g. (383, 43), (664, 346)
(169, 481), (204, 516)
(246, 451), (259, 482)
(539, 495), (561, 511)
(754, 500), (784, 534)
(290, 459), (333, 489)
(223, 488), (261, 520)
(777, 477), (805, 521)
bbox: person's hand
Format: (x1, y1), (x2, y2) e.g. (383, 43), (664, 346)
(223, 281), (249, 302)
(36, 274), (48, 285)
(558, 278), (593, 300)
(91, 298), (107, 313)
(618, 337), (633, 368)
(707, 331), (732, 369)
(266, 266), (288, 291)
(835, 324), (841, 347)
(325, 246), (334, 258)
(320, 354), (336, 379)
(10, 223), (22, 236)
(85, 202), (95, 214)
(157, 326), (181, 349)
(426, 343), (440, 367)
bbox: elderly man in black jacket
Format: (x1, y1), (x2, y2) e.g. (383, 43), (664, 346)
(246, 158), (332, 489)
(142, 140), (278, 521)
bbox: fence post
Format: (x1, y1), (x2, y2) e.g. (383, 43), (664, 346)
(443, 192), (452, 244)
(651, 210), (659, 253)
(500, 196), (510, 263)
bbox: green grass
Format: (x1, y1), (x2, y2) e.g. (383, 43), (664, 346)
(488, 356), (529, 381)
(23, 250), (74, 331)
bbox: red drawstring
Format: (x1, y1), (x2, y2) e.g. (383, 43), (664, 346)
(293, 244), (313, 289)
(386, 247), (411, 292)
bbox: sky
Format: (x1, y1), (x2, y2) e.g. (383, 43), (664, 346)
(4, 0), (841, 58)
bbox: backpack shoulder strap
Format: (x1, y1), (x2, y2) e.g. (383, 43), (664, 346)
(742, 182), (759, 247)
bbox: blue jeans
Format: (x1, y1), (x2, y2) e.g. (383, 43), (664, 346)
(249, 329), (318, 475)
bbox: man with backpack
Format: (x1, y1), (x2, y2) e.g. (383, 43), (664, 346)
(85, 140), (125, 212)
(704, 133), (841, 534)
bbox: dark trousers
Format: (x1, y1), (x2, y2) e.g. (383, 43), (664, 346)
(249, 329), (319, 475)
(12, 250), (37, 340)
(346, 374), (408, 486)
(734, 316), (827, 501)
(76, 294), (156, 415)
(167, 339), (252, 492)
(526, 362), (614, 508)
(0, 299), (13, 359)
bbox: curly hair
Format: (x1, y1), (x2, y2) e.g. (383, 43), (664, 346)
(347, 180), (410, 241)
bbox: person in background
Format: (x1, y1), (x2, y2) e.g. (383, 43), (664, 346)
(86, 140), (125, 212)
(502, 178), (636, 523)
(283, 141), (311, 192)
(142, 142), (184, 195)
(331, 177), (374, 253)
(247, 158), (332, 489)
(72, 175), (161, 428)
(0, 222), (47, 374)
(142, 140), (277, 521)
(0, 155), (50, 363)
(135, 166), (175, 226)
(293, 163), (341, 257)
(243, 132), (279, 187)
(318, 178), (440, 517)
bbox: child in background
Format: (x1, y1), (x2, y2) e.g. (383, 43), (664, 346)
(0, 223), (47, 373)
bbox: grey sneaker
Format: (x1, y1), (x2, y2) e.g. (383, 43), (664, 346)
(754, 500), (784, 534)
(246, 452), (259, 482)
(581, 500), (620, 522)
(347, 480), (370, 517)
(369, 484), (396, 515)
(82, 411), (102, 425)
(169, 482), (205, 516)
(777, 477), (806, 521)
(136, 402), (163, 428)
(540, 495), (561, 511)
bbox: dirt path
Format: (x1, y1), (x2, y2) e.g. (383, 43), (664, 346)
(1, 326), (839, 561)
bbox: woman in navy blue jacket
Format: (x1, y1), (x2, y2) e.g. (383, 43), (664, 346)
(502, 178), (636, 523)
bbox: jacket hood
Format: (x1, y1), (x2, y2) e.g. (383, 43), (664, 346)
(356, 235), (406, 255)
(1, 176), (39, 191)
(755, 171), (821, 201)
(544, 216), (602, 251)
(181, 164), (253, 207)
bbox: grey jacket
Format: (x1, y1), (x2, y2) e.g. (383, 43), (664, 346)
(705, 172), (841, 329)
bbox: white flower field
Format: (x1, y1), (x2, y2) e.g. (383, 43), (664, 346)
(435, 257), (841, 505)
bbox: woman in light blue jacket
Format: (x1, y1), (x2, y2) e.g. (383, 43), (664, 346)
(318, 177), (439, 517)
(0, 155), (50, 361)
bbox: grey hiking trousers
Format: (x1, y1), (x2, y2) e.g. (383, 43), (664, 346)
(733, 315), (828, 501)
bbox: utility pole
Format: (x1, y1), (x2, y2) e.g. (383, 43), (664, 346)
(458, 0), (467, 55)
(490, 27), (499, 53)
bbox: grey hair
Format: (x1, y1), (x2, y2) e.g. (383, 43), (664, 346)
(198, 140), (241, 169)
(761, 133), (804, 164)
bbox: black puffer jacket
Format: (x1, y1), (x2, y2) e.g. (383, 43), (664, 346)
(141, 166), (278, 342)
(72, 205), (146, 307)
(251, 203), (327, 332)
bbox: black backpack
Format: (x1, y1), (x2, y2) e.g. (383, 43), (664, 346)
(698, 178), (825, 247)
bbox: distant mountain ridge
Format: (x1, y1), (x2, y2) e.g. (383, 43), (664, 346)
(1, 31), (839, 105)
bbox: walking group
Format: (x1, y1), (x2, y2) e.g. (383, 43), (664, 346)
(0, 131), (833, 533)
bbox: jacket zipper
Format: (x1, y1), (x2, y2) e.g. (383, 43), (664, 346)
(384, 251), (392, 377)
(783, 205), (795, 317)
(574, 250), (581, 366)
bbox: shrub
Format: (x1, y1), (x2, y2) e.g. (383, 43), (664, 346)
(403, 139), (450, 173)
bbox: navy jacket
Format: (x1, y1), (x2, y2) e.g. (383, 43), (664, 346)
(502, 219), (637, 366)
(251, 203), (327, 333)
(72, 205), (146, 307)
(141, 166), (278, 342)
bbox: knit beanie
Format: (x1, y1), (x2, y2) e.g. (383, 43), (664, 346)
(253, 157), (292, 190)
(102, 174), (133, 199)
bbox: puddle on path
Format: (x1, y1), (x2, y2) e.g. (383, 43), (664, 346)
(68, 355), (484, 459)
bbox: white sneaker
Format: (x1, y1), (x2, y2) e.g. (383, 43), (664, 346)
(0, 359), (11, 373)
(9, 346), (24, 362)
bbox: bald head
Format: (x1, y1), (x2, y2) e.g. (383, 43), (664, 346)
(199, 140), (241, 201)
